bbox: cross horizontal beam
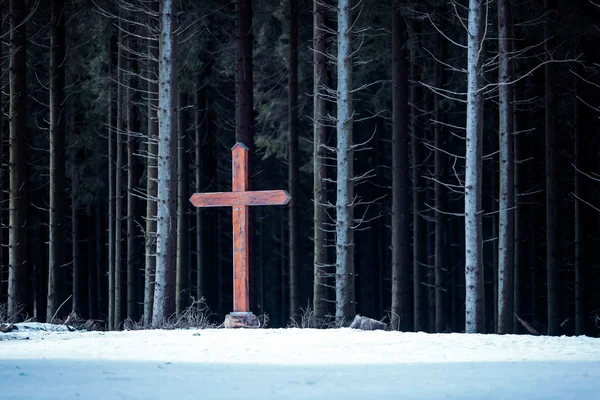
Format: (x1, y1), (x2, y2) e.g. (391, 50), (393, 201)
(189, 190), (291, 208)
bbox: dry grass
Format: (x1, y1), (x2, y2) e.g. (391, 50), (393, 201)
(123, 297), (218, 330)
(288, 304), (338, 329)
(0, 303), (25, 324)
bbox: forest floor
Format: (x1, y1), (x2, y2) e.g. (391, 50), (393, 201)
(1, 324), (600, 399)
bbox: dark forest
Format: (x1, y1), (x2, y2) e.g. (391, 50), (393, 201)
(1, 0), (600, 336)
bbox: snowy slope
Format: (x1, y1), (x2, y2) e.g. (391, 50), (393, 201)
(1, 327), (599, 399)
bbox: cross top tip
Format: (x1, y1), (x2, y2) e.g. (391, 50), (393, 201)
(231, 142), (249, 152)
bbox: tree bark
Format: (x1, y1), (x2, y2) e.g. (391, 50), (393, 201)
(288, 0), (299, 320)
(195, 72), (204, 302)
(497, 0), (514, 334)
(194, 54), (214, 303)
(46, 0), (66, 322)
(544, 0), (559, 336)
(0, 5), (4, 304)
(464, 0), (485, 334)
(152, 0), (177, 327)
(176, 91), (189, 316)
(335, 0), (355, 324)
(433, 28), (446, 333)
(391, 0), (410, 331)
(127, 30), (142, 321)
(513, 71), (524, 334)
(410, 21), (426, 332)
(235, 0), (255, 312)
(8, 0), (28, 318)
(573, 63), (582, 336)
(107, 31), (117, 331)
(144, 2), (159, 327)
(71, 112), (81, 316)
(114, 15), (125, 329)
(312, 0), (329, 322)
(71, 185), (80, 316)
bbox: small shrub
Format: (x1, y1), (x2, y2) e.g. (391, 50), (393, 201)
(257, 313), (270, 328)
(288, 304), (337, 329)
(0, 303), (25, 324)
(0, 303), (6, 324)
(162, 297), (218, 330)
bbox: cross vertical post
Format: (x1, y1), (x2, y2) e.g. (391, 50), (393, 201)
(231, 143), (249, 313)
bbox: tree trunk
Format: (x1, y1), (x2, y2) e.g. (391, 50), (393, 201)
(410, 20), (426, 332)
(176, 91), (189, 316)
(235, 0), (255, 311)
(335, 0), (355, 324)
(433, 28), (446, 333)
(573, 63), (582, 336)
(391, 0), (410, 331)
(288, 0), (299, 320)
(544, 0), (559, 336)
(195, 72), (204, 302)
(95, 206), (103, 320)
(152, 0), (177, 327)
(114, 15), (125, 329)
(47, 0), (66, 323)
(194, 54), (214, 303)
(127, 32), (142, 321)
(144, 2), (159, 327)
(107, 31), (117, 331)
(464, 0), (485, 334)
(0, 5), (4, 304)
(497, 0), (514, 334)
(71, 116), (81, 316)
(312, 0), (329, 322)
(513, 72), (524, 334)
(8, 0), (28, 318)
(71, 190), (80, 316)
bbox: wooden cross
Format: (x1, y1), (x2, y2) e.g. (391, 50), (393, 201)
(189, 142), (290, 318)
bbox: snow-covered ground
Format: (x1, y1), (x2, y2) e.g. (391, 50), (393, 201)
(1, 324), (600, 399)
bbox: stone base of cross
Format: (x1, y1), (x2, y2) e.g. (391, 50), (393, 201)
(189, 143), (290, 328)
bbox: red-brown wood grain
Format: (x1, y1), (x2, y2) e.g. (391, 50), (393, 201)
(189, 190), (291, 207)
(188, 142), (291, 314)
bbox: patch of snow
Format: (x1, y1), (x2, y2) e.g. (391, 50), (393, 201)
(1, 329), (599, 399)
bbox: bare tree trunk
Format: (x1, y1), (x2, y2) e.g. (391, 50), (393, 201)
(411, 20), (426, 332)
(71, 180), (80, 316)
(464, 0), (485, 334)
(335, 0), (355, 324)
(195, 72), (204, 302)
(194, 53), (214, 303)
(71, 111), (81, 316)
(544, 0), (559, 336)
(235, 0), (255, 311)
(573, 63), (582, 336)
(46, 0), (66, 321)
(433, 28), (446, 333)
(176, 91), (189, 316)
(127, 32), (142, 321)
(497, 0), (514, 334)
(0, 50), (4, 304)
(152, 0), (177, 327)
(95, 206), (103, 319)
(391, 0), (410, 331)
(114, 16), (125, 329)
(8, 0), (28, 318)
(107, 32), (117, 331)
(312, 0), (329, 322)
(288, 0), (299, 319)
(0, 6), (4, 304)
(513, 74), (524, 333)
(144, 2), (159, 327)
